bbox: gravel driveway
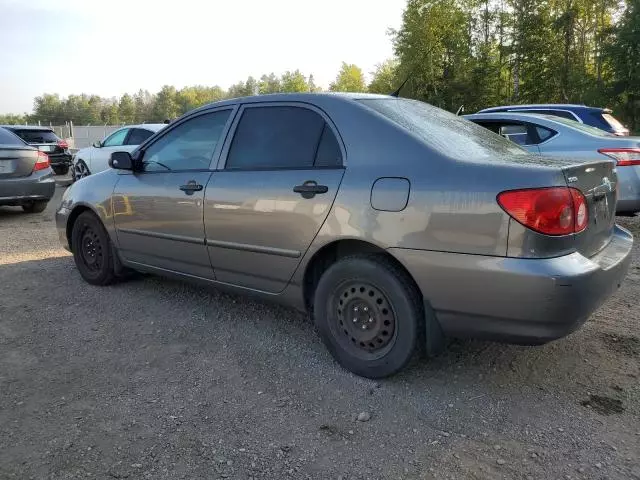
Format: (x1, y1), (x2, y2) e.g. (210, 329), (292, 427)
(1, 182), (639, 480)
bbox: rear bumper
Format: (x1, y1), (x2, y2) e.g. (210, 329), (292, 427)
(0, 170), (56, 206)
(390, 225), (633, 344)
(48, 153), (72, 166)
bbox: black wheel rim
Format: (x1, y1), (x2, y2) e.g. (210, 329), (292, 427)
(79, 225), (104, 273)
(331, 281), (397, 359)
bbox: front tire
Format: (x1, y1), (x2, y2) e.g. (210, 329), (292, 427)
(313, 255), (423, 379)
(72, 160), (90, 182)
(71, 211), (116, 285)
(22, 200), (48, 213)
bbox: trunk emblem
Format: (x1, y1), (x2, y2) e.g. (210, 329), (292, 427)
(602, 177), (612, 192)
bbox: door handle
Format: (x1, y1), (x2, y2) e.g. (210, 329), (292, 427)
(179, 180), (203, 195)
(293, 181), (328, 199)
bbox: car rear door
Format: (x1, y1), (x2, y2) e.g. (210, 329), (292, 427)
(113, 109), (234, 279)
(204, 103), (345, 293)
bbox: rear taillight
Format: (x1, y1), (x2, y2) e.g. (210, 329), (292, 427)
(497, 187), (588, 236)
(33, 151), (50, 172)
(57, 139), (69, 149)
(598, 148), (640, 166)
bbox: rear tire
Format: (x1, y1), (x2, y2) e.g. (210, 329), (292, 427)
(71, 211), (116, 286)
(21, 200), (48, 213)
(313, 255), (424, 379)
(52, 165), (69, 175)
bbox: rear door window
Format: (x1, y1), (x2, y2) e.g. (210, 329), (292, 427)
(11, 129), (59, 143)
(125, 128), (155, 145)
(499, 124), (529, 145)
(225, 106), (335, 169)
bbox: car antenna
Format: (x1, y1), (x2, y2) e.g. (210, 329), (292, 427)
(389, 70), (413, 97)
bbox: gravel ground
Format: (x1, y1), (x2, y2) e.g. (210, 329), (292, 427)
(1, 182), (639, 480)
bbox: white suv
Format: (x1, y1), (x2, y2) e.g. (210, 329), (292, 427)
(72, 123), (167, 181)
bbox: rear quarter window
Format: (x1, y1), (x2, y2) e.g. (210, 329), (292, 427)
(0, 128), (25, 145)
(358, 99), (529, 161)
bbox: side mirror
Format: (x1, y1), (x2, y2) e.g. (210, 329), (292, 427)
(109, 151), (133, 170)
(93, 140), (102, 148)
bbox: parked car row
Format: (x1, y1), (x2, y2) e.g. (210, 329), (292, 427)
(0, 125), (72, 175)
(465, 109), (640, 215)
(56, 93), (633, 379)
(0, 127), (55, 213)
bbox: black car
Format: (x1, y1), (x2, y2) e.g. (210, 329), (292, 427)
(1, 125), (72, 175)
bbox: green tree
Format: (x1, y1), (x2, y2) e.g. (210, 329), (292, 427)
(329, 62), (367, 92)
(280, 70), (311, 92)
(368, 59), (399, 93)
(118, 94), (136, 123)
(259, 73), (282, 94)
(606, 0), (640, 131)
(153, 85), (178, 121)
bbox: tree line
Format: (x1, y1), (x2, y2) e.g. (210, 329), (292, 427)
(1, 0), (637, 131)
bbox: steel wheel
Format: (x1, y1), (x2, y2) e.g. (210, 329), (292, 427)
(78, 224), (104, 273)
(332, 281), (397, 359)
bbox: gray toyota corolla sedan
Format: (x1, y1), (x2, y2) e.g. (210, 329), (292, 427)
(56, 93), (633, 378)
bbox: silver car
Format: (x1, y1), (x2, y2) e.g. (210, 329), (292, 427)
(56, 93), (633, 378)
(465, 112), (640, 215)
(0, 127), (55, 213)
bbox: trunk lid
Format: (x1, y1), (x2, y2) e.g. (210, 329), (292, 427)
(0, 146), (38, 178)
(562, 160), (617, 258)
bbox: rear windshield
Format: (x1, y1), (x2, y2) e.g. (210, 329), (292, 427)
(0, 128), (25, 146)
(540, 115), (614, 137)
(601, 113), (627, 132)
(11, 129), (59, 143)
(357, 98), (528, 161)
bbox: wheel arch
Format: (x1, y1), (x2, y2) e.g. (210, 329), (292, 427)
(302, 239), (423, 312)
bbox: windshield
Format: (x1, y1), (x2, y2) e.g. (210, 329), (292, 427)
(357, 98), (529, 161)
(540, 115), (615, 137)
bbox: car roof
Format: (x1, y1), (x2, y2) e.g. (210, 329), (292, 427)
(465, 111), (579, 127)
(478, 104), (603, 113)
(126, 123), (167, 132)
(0, 125), (55, 131)
(189, 92), (393, 113)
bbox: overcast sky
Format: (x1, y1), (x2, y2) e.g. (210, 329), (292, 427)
(0, 0), (405, 113)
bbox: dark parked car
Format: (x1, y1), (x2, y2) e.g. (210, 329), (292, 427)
(56, 93), (632, 378)
(0, 127), (55, 213)
(477, 104), (630, 136)
(1, 125), (73, 175)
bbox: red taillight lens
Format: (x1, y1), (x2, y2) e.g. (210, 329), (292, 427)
(57, 139), (69, 149)
(33, 150), (50, 171)
(598, 148), (640, 166)
(497, 187), (588, 236)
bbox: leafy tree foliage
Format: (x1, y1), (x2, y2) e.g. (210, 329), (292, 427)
(2, 0), (636, 132)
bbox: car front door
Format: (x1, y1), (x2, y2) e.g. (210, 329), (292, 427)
(112, 108), (234, 279)
(205, 103), (345, 293)
(91, 128), (131, 174)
